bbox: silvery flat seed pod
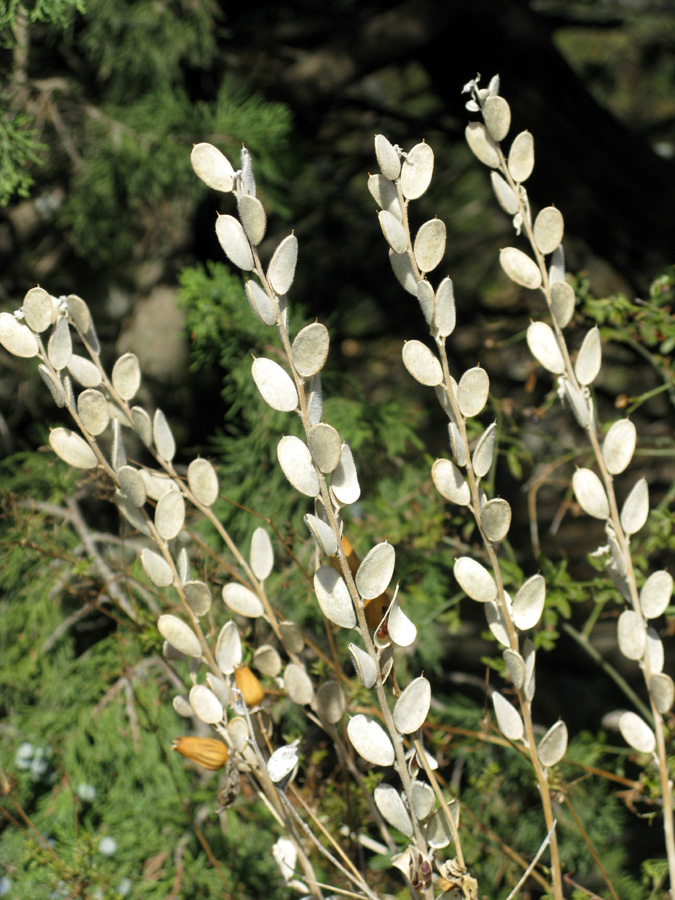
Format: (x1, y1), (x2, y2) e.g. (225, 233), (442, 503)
(277, 435), (320, 497)
(62, 373), (76, 410)
(411, 781), (435, 820)
(448, 421), (467, 467)
(187, 458), (219, 506)
(402, 340), (443, 386)
(389, 249), (418, 295)
(284, 663), (314, 705)
(605, 524), (627, 577)
(486, 596), (511, 647)
(537, 720), (568, 767)
(620, 478), (649, 535)
(465, 122), (500, 168)
(307, 373), (322, 425)
(508, 131), (534, 183)
(206, 672), (231, 708)
(575, 327), (602, 386)
(38, 365), (65, 407)
(414, 219), (446, 273)
(484, 95), (511, 141)
(355, 542), (395, 600)
(640, 571), (673, 619)
(491, 171), (519, 215)
(153, 408), (176, 462)
(67, 354), (102, 388)
(131, 406), (152, 445)
(314, 566), (356, 629)
(184, 581), (212, 617)
(316, 680), (346, 724)
(602, 419), (636, 475)
(374, 784), (413, 837)
(267, 743), (299, 787)
(222, 583), (264, 618)
(227, 717), (249, 753)
(251, 358), (298, 412)
(177, 546), (189, 584)
(77, 389), (109, 436)
(504, 648), (525, 689)
(572, 468), (609, 519)
(400, 141), (434, 199)
(304, 513), (337, 556)
(651, 673), (674, 715)
(272, 837), (296, 886)
(191, 142), (235, 192)
(454, 556), (497, 602)
(47, 316), (72, 370)
(308, 423), (342, 474)
(111, 418), (126, 471)
(374, 134), (401, 181)
(348, 642), (377, 688)
(237, 194), (266, 245)
(0, 312), (39, 357)
(23, 286), (54, 332)
(114, 490), (151, 535)
(500, 247), (542, 290)
(141, 548), (173, 587)
(527, 322), (565, 374)
(551, 281), (575, 329)
(561, 378), (589, 428)
(245, 279), (277, 326)
(432, 458), (471, 506)
(472, 422), (496, 478)
(481, 498), (511, 543)
(647, 627), (664, 674)
(215, 215), (254, 271)
(523, 640), (536, 702)
(492, 691), (524, 742)
(533, 207), (564, 255)
(292, 322), (329, 377)
(49, 427), (97, 469)
(238, 146), (256, 198)
(619, 711), (655, 754)
(140, 469), (177, 501)
(190, 684), (223, 724)
(512, 574), (546, 631)
(368, 174), (402, 220)
(250, 527), (274, 581)
(158, 614), (202, 658)
(155, 490), (186, 540)
(112, 352), (141, 401)
(66, 293), (91, 333)
(347, 715), (395, 766)
(426, 808), (454, 849)
(253, 644), (281, 677)
(387, 593), (417, 647)
(434, 276), (456, 338)
(279, 620), (304, 654)
(457, 366), (490, 418)
(378, 210), (408, 254)
(549, 244), (565, 283)
(393, 676), (431, 734)
(216, 621), (242, 674)
(173, 694), (193, 717)
(267, 234), (298, 296)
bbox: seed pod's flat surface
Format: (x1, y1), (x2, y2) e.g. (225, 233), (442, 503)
(237, 194), (266, 245)
(426, 808), (454, 849)
(307, 373), (322, 425)
(222, 582), (264, 618)
(23, 287), (54, 333)
(305, 513), (338, 556)
(508, 131), (534, 182)
(434, 276), (456, 337)
(268, 234), (298, 295)
(206, 673), (231, 708)
(402, 340), (442, 386)
(393, 676), (431, 734)
(112, 353), (141, 401)
(278, 435), (320, 497)
(472, 422), (496, 478)
(551, 281), (575, 328)
(492, 691), (524, 741)
(651, 673), (674, 714)
(314, 566), (356, 628)
(284, 663), (314, 705)
(252, 358), (298, 412)
(454, 556), (497, 602)
(115, 489), (150, 535)
(387, 594), (416, 647)
(647, 626), (664, 673)
(348, 642), (377, 688)
(400, 141), (434, 199)
(347, 715), (395, 766)
(504, 648), (525, 688)
(378, 210), (408, 254)
(140, 470), (177, 501)
(356, 542), (395, 600)
(191, 142), (235, 192)
(187, 458), (219, 506)
(640, 571), (673, 619)
(484, 95), (511, 141)
(500, 247), (542, 290)
(457, 367), (490, 418)
(465, 122), (500, 168)
(486, 597), (510, 647)
(184, 580), (212, 617)
(153, 408), (176, 462)
(308, 423), (342, 473)
(621, 478), (649, 535)
(411, 781), (435, 820)
(491, 171), (518, 215)
(228, 717), (249, 752)
(250, 527), (274, 581)
(130, 406), (152, 445)
(77, 389), (109, 436)
(47, 316), (72, 370)
(389, 249), (418, 295)
(173, 694), (192, 717)
(572, 468), (609, 520)
(617, 610), (645, 661)
(292, 322), (329, 377)
(575, 327), (601, 386)
(66, 293), (91, 333)
(432, 458), (470, 506)
(602, 419), (636, 475)
(537, 720), (568, 767)
(111, 418), (126, 471)
(0, 312), (39, 358)
(513, 574), (546, 631)
(375, 134), (401, 180)
(215, 215), (254, 271)
(67, 354), (102, 388)
(316, 680), (346, 724)
(533, 207), (564, 255)
(190, 684), (223, 724)
(619, 711), (655, 754)
(140, 548), (173, 587)
(481, 498), (511, 543)
(527, 322), (565, 374)
(158, 614), (202, 657)
(414, 219), (446, 273)
(216, 621), (242, 674)
(374, 783), (413, 837)
(367, 174), (401, 219)
(562, 379), (589, 428)
(245, 279), (277, 326)
(253, 643), (281, 677)
(49, 427), (97, 469)
(279, 620), (304, 654)
(155, 490), (185, 540)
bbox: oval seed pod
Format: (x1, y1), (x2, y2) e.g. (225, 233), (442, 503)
(77, 389), (109, 436)
(602, 419), (636, 475)
(251, 358), (298, 412)
(500, 247), (542, 290)
(527, 322), (565, 374)
(375, 134), (401, 181)
(400, 141), (434, 199)
(227, 717), (249, 753)
(304, 513), (338, 557)
(572, 468), (609, 520)
(155, 490), (185, 540)
(387, 593), (416, 647)
(491, 171), (518, 215)
(253, 643), (281, 677)
(112, 353), (141, 401)
(157, 614), (202, 657)
(454, 557), (497, 602)
(619, 711), (655, 754)
(426, 807), (454, 849)
(562, 379), (589, 428)
(187, 458), (219, 506)
(537, 720), (568, 767)
(651, 673), (675, 715)
(368, 173), (401, 219)
(268, 234), (298, 295)
(411, 781), (435, 820)
(481, 498), (511, 543)
(292, 322), (329, 377)
(356, 542), (395, 600)
(131, 406), (152, 445)
(191, 142), (235, 192)
(551, 281), (575, 329)
(621, 478), (649, 536)
(267, 743), (299, 787)
(617, 610), (646, 661)
(49, 427), (97, 469)
(118, 465), (146, 507)
(140, 548), (173, 587)
(308, 423), (342, 473)
(374, 784), (413, 837)
(492, 691), (524, 742)
(38, 364), (65, 407)
(434, 276), (456, 338)
(245, 279), (277, 326)
(234, 663), (265, 706)
(111, 418), (126, 471)
(190, 684), (223, 724)
(504, 648), (525, 689)
(215, 214), (254, 271)
(533, 207), (564, 255)
(222, 582), (264, 618)
(486, 597), (510, 647)
(378, 210), (408, 254)
(472, 422), (496, 478)
(402, 340), (442, 386)
(465, 122), (500, 168)
(640, 571), (673, 619)
(216, 621), (242, 674)
(393, 676), (431, 734)
(66, 293), (91, 333)
(457, 366), (490, 417)
(284, 664), (314, 705)
(277, 435), (320, 497)
(316, 680), (346, 724)
(67, 354), (102, 388)
(307, 373), (322, 425)
(115, 490), (150, 535)
(348, 642), (378, 689)
(512, 574), (546, 631)
(47, 316), (72, 370)
(0, 312), (39, 358)
(484, 95), (511, 142)
(237, 194), (266, 245)
(314, 566), (356, 629)
(184, 581), (212, 617)
(23, 287), (54, 333)
(647, 627), (664, 674)
(153, 408), (176, 462)
(414, 219), (446, 273)
(279, 620), (304, 654)
(250, 527), (274, 581)
(575, 327), (602, 386)
(432, 458), (471, 506)
(389, 249), (418, 295)
(347, 715), (395, 766)
(508, 131), (534, 182)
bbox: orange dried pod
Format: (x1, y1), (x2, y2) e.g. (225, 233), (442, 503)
(172, 736), (229, 770)
(330, 535), (390, 631)
(234, 663), (265, 706)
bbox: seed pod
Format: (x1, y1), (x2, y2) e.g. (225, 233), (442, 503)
(332, 442), (360, 505)
(472, 422), (496, 478)
(432, 458), (470, 506)
(234, 664), (265, 706)
(527, 322), (565, 374)
(250, 527), (274, 581)
(284, 664), (314, 705)
(619, 711), (655, 754)
(172, 736), (229, 770)
(481, 498), (511, 543)
(308, 423), (342, 474)
(68, 354), (102, 388)
(617, 610), (646, 661)
(189, 685), (223, 724)
(402, 340), (442, 386)
(158, 614), (202, 658)
(374, 784), (413, 837)
(512, 574), (546, 631)
(500, 247), (542, 290)
(191, 142), (235, 192)
(316, 681), (346, 724)
(238, 194), (266, 245)
(368, 174), (401, 219)
(457, 367), (490, 418)
(347, 714), (395, 766)
(252, 358), (298, 412)
(216, 214), (254, 271)
(537, 720), (568, 767)
(400, 142), (434, 199)
(155, 489), (185, 540)
(112, 353), (141, 401)
(393, 676), (431, 734)
(414, 219), (446, 273)
(454, 557), (497, 603)
(77, 389), (110, 436)
(277, 435), (320, 497)
(292, 322), (329, 377)
(533, 207), (564, 255)
(572, 468), (609, 520)
(216, 621), (242, 674)
(268, 234), (298, 295)
(602, 419), (636, 475)
(253, 644), (281, 677)
(187, 458), (219, 506)
(551, 281), (575, 329)
(375, 134), (401, 180)
(356, 542), (395, 600)
(508, 131), (534, 182)
(620, 478), (649, 535)
(184, 581), (212, 617)
(491, 171), (519, 215)
(140, 548), (173, 587)
(465, 122), (500, 168)
(222, 583), (264, 618)
(379, 210), (408, 254)
(153, 408), (176, 462)
(389, 249), (418, 295)
(314, 566), (356, 628)
(575, 327), (602, 386)
(0, 312), (39, 357)
(47, 316), (72, 370)
(49, 427), (97, 469)
(484, 95), (511, 141)
(492, 691), (524, 742)
(348, 642), (377, 689)
(434, 276), (456, 337)
(23, 286), (54, 333)
(640, 571), (673, 619)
